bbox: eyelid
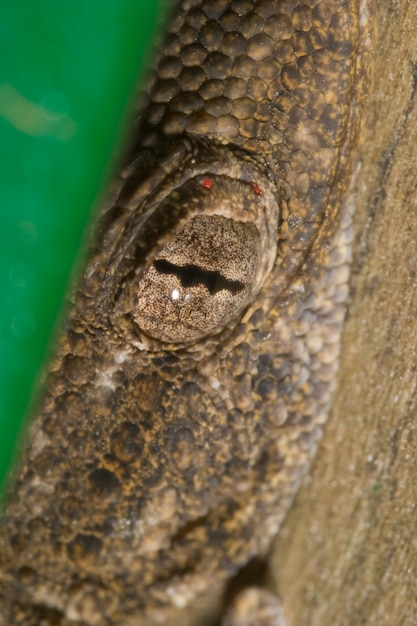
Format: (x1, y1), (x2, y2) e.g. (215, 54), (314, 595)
(110, 167), (280, 351)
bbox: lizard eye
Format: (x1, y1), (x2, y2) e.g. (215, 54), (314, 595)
(131, 172), (279, 346)
(134, 214), (262, 343)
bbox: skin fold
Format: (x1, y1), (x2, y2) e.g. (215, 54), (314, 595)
(0, 1), (374, 624)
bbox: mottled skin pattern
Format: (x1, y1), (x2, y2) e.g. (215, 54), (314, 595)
(0, 1), (373, 625)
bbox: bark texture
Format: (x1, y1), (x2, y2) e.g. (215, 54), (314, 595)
(272, 3), (417, 625)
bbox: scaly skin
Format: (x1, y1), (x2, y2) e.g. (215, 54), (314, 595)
(0, 1), (374, 624)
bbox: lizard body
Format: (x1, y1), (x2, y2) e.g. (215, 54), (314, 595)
(0, 1), (374, 624)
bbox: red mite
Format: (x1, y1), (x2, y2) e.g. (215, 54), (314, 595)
(202, 177), (213, 189)
(251, 182), (263, 195)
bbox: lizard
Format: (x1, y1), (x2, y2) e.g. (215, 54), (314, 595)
(0, 1), (374, 624)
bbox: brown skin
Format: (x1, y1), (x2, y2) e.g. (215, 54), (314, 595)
(0, 2), (373, 625)
(273, 3), (417, 625)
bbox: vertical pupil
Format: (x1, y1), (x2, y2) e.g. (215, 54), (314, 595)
(153, 259), (245, 295)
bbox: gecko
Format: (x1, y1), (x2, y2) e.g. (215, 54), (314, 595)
(0, 1), (374, 624)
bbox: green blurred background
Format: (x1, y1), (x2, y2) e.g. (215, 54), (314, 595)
(0, 2), (166, 493)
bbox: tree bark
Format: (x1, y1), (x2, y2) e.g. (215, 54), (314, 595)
(272, 3), (417, 624)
